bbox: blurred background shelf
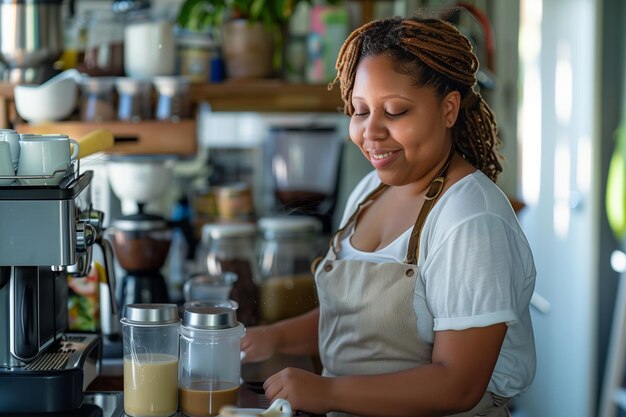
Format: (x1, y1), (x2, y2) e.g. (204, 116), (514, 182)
(15, 119), (197, 156)
(189, 81), (344, 113)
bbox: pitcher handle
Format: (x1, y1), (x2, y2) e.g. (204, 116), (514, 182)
(266, 399), (292, 414)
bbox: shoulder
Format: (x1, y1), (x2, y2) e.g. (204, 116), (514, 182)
(432, 171), (519, 229)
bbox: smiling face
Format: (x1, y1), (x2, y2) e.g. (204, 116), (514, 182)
(348, 54), (460, 187)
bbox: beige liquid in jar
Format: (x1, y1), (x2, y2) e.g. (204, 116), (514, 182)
(124, 353), (179, 417)
(180, 381), (239, 417)
(260, 273), (318, 323)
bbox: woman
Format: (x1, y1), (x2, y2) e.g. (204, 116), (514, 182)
(242, 15), (536, 417)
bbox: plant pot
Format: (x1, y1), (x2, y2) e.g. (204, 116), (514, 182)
(222, 20), (275, 79)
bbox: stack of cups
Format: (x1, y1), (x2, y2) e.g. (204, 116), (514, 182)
(0, 130), (79, 186)
(0, 129), (20, 185)
(120, 302), (245, 417)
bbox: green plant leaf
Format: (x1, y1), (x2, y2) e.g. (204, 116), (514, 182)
(178, 0), (207, 28)
(250, 0), (265, 21)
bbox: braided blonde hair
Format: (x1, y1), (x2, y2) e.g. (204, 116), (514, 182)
(330, 16), (503, 182)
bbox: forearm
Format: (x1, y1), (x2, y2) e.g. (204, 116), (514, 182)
(270, 308), (320, 356)
(325, 364), (479, 417)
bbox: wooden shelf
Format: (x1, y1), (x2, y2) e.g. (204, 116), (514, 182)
(0, 80), (344, 113)
(189, 80), (343, 113)
(15, 119), (197, 156)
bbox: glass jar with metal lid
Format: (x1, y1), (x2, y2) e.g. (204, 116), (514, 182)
(115, 77), (152, 122)
(179, 305), (245, 417)
(257, 215), (322, 323)
(120, 303), (180, 417)
(79, 76), (116, 122)
(194, 223), (260, 327)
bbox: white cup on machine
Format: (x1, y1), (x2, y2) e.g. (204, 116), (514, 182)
(0, 142), (14, 185)
(0, 129), (20, 171)
(17, 134), (80, 186)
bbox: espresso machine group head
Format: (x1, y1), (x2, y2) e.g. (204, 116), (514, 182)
(0, 171), (117, 414)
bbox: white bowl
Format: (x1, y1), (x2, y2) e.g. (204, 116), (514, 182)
(107, 159), (173, 204)
(14, 69), (79, 123)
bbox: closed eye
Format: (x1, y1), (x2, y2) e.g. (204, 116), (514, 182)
(386, 110), (407, 117)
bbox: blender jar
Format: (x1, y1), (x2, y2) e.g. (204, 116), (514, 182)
(121, 303), (180, 417)
(179, 305), (245, 417)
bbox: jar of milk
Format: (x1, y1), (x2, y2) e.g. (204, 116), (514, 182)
(121, 303), (180, 417)
(124, 9), (176, 78)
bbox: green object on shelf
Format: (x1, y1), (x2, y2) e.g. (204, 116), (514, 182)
(607, 118), (626, 239)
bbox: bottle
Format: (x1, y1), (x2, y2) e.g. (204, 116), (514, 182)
(257, 215), (322, 323)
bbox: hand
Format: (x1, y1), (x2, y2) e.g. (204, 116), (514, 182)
(263, 367), (331, 415)
(241, 325), (280, 364)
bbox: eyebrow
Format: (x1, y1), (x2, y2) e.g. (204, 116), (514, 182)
(352, 94), (416, 103)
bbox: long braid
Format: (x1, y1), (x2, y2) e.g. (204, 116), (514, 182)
(330, 15), (503, 182)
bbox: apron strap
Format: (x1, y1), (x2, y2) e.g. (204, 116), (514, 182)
(405, 149), (455, 265)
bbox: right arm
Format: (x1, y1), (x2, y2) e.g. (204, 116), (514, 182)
(241, 307), (320, 363)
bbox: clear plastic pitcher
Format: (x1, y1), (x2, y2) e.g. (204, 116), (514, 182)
(179, 305), (245, 417)
(121, 303), (181, 417)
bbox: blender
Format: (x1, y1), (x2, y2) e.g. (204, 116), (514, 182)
(106, 156), (174, 307)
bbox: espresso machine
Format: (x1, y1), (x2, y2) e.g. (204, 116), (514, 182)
(0, 170), (118, 415)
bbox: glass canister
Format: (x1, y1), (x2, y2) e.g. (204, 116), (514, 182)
(258, 216), (322, 323)
(179, 305), (245, 417)
(177, 30), (217, 83)
(121, 303), (181, 417)
(116, 77), (153, 121)
(194, 223), (260, 327)
(153, 76), (191, 121)
(82, 10), (125, 76)
(79, 77), (117, 122)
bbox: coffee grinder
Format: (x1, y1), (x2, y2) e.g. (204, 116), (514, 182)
(268, 126), (343, 233)
(0, 170), (118, 414)
(107, 156), (174, 307)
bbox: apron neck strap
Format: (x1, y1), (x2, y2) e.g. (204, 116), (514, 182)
(323, 148), (455, 264)
(405, 149), (455, 264)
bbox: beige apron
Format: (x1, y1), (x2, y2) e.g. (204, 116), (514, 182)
(314, 155), (509, 417)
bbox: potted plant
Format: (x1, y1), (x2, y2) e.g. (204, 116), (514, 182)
(177, 0), (291, 79)
(177, 0), (338, 79)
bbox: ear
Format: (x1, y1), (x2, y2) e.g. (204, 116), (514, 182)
(442, 91), (461, 128)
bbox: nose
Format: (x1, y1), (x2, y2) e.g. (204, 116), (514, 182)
(363, 112), (388, 142)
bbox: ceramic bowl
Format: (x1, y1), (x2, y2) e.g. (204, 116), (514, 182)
(13, 69), (79, 123)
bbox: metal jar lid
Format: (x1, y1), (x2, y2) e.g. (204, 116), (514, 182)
(182, 306), (238, 330)
(200, 222), (256, 241)
(258, 215), (322, 235)
(121, 303), (180, 326)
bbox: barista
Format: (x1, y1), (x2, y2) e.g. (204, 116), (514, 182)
(241, 15), (536, 417)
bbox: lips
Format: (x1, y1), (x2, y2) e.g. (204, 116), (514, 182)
(367, 149), (401, 168)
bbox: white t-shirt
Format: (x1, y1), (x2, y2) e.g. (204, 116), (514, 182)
(337, 170), (536, 398)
